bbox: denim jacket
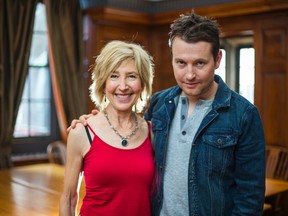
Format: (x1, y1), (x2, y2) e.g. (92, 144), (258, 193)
(144, 75), (266, 216)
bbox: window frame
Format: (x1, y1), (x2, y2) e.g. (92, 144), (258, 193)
(235, 44), (254, 94)
(220, 36), (254, 93)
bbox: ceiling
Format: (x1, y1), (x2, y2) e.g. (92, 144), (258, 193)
(79, 0), (243, 13)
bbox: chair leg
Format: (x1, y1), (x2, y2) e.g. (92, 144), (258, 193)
(263, 203), (273, 216)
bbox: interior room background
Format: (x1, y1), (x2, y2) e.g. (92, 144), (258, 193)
(0, 0), (288, 168)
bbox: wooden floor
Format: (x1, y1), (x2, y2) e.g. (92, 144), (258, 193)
(0, 163), (84, 216)
(1, 163), (288, 215)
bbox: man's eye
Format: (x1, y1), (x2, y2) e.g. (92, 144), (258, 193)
(196, 61), (205, 66)
(177, 60), (185, 65)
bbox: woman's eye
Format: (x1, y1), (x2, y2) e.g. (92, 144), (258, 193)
(128, 75), (137, 79)
(110, 74), (118, 79)
(126, 73), (139, 80)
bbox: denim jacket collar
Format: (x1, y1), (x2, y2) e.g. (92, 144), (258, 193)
(213, 75), (231, 110)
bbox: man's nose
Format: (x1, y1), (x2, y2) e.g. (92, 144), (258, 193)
(186, 65), (196, 79)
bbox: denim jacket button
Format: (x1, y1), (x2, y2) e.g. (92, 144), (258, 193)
(217, 138), (222, 144)
(182, 131), (186, 135)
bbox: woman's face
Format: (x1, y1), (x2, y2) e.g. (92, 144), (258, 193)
(105, 59), (142, 112)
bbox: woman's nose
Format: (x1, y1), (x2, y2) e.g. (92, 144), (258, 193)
(119, 78), (128, 89)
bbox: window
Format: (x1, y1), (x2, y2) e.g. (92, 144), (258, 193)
(218, 37), (255, 104)
(12, 3), (59, 156)
(238, 47), (255, 104)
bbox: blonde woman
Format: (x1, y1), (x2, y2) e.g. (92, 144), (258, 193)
(59, 40), (155, 216)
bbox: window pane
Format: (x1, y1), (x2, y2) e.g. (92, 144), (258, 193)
(29, 34), (48, 66)
(21, 76), (29, 100)
(33, 3), (47, 32)
(30, 102), (51, 136)
(239, 48), (255, 103)
(14, 102), (29, 137)
(29, 67), (50, 99)
(215, 49), (226, 82)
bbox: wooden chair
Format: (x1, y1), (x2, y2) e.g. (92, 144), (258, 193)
(47, 141), (67, 165)
(266, 145), (288, 180)
(265, 145), (288, 215)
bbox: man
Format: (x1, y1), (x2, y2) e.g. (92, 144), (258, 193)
(144, 13), (265, 216)
(70, 12), (266, 216)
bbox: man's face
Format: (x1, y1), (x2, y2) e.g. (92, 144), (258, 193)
(171, 37), (222, 101)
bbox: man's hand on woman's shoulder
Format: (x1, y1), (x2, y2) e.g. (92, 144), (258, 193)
(66, 109), (99, 133)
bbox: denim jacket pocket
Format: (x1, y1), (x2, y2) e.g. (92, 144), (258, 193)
(203, 134), (237, 149)
(200, 133), (238, 173)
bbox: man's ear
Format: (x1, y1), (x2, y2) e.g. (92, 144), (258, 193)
(215, 50), (222, 69)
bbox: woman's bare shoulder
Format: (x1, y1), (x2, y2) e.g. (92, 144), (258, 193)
(67, 123), (89, 154)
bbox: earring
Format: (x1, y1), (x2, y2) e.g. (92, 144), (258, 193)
(104, 95), (107, 102)
(140, 94), (143, 101)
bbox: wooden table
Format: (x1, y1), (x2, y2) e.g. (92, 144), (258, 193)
(265, 178), (288, 214)
(265, 178), (288, 197)
(0, 163), (85, 216)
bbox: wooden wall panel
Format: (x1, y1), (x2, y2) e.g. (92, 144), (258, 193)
(254, 17), (288, 147)
(149, 25), (176, 92)
(82, 3), (288, 148)
(261, 73), (286, 145)
(85, 19), (150, 56)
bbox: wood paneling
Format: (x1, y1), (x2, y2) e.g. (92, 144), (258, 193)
(149, 25), (176, 91)
(82, 1), (288, 148)
(194, 0), (288, 18)
(254, 16), (288, 147)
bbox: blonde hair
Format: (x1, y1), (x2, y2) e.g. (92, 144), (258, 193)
(89, 40), (154, 112)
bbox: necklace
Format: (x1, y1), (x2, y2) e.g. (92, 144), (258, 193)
(103, 109), (139, 147)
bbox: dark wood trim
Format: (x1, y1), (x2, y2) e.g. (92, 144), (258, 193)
(82, 0), (288, 25)
(194, 0), (288, 18)
(82, 7), (152, 24)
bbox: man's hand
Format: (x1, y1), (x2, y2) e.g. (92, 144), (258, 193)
(67, 109), (99, 133)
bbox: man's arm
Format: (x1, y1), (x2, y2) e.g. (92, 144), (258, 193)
(233, 106), (266, 215)
(67, 109), (99, 133)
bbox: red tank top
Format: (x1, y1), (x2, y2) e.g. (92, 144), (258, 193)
(80, 124), (154, 216)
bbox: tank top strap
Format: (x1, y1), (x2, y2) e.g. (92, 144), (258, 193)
(85, 124), (96, 145)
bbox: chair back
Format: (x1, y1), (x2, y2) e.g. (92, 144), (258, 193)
(47, 141), (67, 165)
(266, 145), (288, 180)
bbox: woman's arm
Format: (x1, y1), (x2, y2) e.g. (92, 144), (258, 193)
(59, 124), (88, 216)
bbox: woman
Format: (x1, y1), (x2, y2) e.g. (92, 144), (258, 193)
(59, 40), (155, 216)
